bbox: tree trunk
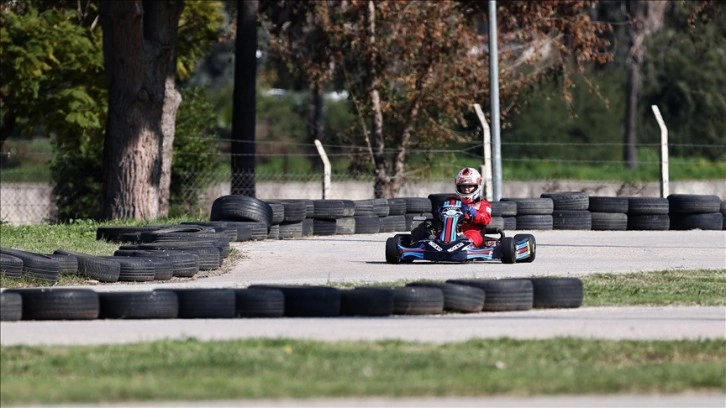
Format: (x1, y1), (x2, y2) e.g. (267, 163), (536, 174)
(99, 0), (183, 220)
(365, 1), (389, 199)
(623, 0), (668, 170)
(308, 81), (325, 171)
(231, 0), (258, 196)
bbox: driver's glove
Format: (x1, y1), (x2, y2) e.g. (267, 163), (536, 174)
(462, 204), (477, 219)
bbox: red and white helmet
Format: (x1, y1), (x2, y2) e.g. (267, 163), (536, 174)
(454, 167), (482, 204)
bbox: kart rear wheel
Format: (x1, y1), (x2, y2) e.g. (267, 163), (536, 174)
(500, 237), (516, 264)
(513, 233), (536, 263)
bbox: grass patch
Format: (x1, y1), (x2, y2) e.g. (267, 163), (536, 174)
(1, 338), (724, 406)
(583, 270), (726, 306)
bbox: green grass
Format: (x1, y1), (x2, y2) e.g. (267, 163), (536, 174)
(1, 338), (724, 405)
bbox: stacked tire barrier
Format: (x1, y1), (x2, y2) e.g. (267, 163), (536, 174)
(2, 192), (722, 322)
(0, 276), (584, 321)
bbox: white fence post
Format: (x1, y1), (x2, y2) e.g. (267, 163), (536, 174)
(473, 103), (494, 202)
(314, 139), (331, 199)
(651, 105), (669, 198)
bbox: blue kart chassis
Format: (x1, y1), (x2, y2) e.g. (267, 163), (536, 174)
(385, 199), (536, 264)
(386, 228), (535, 263)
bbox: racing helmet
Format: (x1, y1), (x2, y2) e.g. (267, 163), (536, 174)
(454, 167), (482, 204)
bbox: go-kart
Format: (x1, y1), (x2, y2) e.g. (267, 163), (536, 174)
(385, 199), (536, 264)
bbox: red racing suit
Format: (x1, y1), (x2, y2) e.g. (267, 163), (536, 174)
(440, 196), (493, 247)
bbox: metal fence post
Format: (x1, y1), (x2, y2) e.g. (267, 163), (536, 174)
(314, 139), (331, 199)
(473, 103), (494, 202)
(651, 105), (669, 198)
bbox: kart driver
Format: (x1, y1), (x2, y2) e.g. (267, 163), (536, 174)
(441, 167), (492, 247)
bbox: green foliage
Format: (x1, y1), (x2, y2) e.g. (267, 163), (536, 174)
(0, 1), (228, 220)
(504, 70), (626, 164)
(0, 4), (106, 144)
(640, 2), (726, 161)
(170, 87), (226, 216)
(177, 1), (228, 83)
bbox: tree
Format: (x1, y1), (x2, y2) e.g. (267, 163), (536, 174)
(623, 0), (668, 169)
(231, 0), (258, 196)
(262, 0), (612, 197)
(98, 0), (183, 220)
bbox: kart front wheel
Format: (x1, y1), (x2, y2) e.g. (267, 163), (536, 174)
(513, 233), (536, 263)
(386, 236), (402, 264)
(500, 237), (517, 264)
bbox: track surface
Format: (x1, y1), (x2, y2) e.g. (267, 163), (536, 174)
(2, 230), (725, 345)
(2, 230), (725, 407)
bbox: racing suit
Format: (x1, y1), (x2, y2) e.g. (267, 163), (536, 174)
(439, 196), (493, 247)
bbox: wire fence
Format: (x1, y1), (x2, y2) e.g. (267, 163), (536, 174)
(1, 141), (725, 225)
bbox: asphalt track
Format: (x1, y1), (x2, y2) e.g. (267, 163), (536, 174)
(2, 230), (725, 407)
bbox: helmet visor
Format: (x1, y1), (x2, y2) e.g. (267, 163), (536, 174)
(457, 184), (477, 194)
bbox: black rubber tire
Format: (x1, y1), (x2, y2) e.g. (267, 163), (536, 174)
(102, 256), (156, 282)
(143, 257), (175, 281)
(98, 290), (179, 319)
(488, 216), (505, 231)
(340, 287), (395, 316)
(667, 194), (721, 214)
(627, 197), (669, 215)
(627, 214), (670, 230)
(312, 219), (337, 236)
(500, 237), (517, 264)
(406, 281), (485, 313)
(447, 279), (534, 312)
(387, 198), (408, 215)
(540, 191), (589, 210)
(0, 291), (22, 321)
(502, 197), (553, 215)
(392, 286), (445, 315)
(386, 234), (412, 264)
(234, 288), (285, 318)
(513, 233), (536, 263)
(156, 288), (236, 319)
(503, 216), (517, 231)
(353, 199), (375, 216)
(277, 199), (309, 222)
(0, 253), (23, 279)
(491, 200), (517, 217)
(53, 250), (121, 282)
(380, 215), (407, 232)
(354, 215), (381, 234)
(515, 214), (553, 230)
(312, 200), (347, 219)
(670, 212), (723, 231)
(8, 288), (99, 320)
(279, 222), (304, 239)
(210, 195), (272, 228)
(402, 197), (433, 213)
(267, 202), (285, 225)
(530, 277), (583, 308)
(112, 249), (199, 278)
(249, 285), (341, 317)
(372, 198), (390, 217)
(124, 242), (220, 270)
(95, 225), (164, 242)
(591, 212), (628, 231)
(267, 224), (280, 240)
(588, 196), (628, 213)
(0, 248), (60, 282)
(335, 217), (356, 235)
(47, 253), (79, 275)
(179, 221), (239, 242)
(552, 210), (592, 230)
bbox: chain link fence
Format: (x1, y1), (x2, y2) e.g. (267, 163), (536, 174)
(2, 144), (725, 225)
